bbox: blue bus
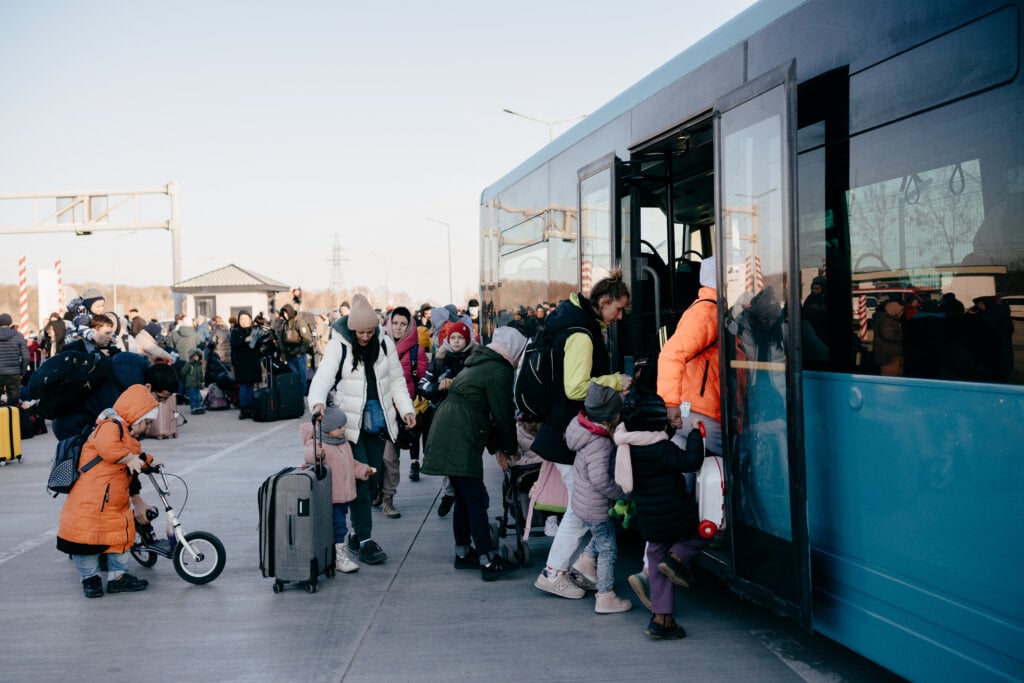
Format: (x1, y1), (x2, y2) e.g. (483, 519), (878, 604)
(479, 0), (1023, 679)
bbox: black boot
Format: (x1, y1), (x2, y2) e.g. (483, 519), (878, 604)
(409, 461), (420, 481)
(81, 575), (103, 599)
(238, 407), (250, 420)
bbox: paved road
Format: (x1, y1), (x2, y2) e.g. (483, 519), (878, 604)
(0, 407), (903, 682)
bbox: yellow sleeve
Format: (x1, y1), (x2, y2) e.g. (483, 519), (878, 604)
(563, 332), (621, 401)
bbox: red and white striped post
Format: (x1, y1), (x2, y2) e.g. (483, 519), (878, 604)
(55, 259), (65, 315)
(17, 255), (29, 335)
(856, 295), (869, 339)
(744, 254), (764, 293)
(581, 259), (593, 296)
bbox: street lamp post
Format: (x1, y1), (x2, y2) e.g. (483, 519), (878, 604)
(425, 217), (453, 303)
(502, 108), (587, 142)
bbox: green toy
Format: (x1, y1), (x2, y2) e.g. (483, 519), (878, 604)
(608, 498), (637, 529)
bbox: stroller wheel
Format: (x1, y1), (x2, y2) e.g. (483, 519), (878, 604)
(489, 522), (500, 550)
(514, 544), (531, 568)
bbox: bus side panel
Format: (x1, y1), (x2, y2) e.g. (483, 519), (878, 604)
(803, 372), (1024, 682)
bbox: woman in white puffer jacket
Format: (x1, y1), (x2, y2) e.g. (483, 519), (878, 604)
(309, 294), (416, 566)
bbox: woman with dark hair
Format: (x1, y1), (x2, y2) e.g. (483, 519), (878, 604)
(308, 294), (416, 566)
(531, 271), (633, 600)
(378, 306), (429, 518)
(229, 311), (261, 419)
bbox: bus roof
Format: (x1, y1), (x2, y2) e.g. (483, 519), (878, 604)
(481, 0), (809, 203)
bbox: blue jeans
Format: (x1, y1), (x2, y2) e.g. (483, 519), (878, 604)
(580, 520), (618, 593)
(239, 383), (254, 408)
(332, 503), (350, 544)
(72, 552), (130, 580)
(449, 476), (492, 556)
(185, 387), (202, 411)
(287, 355), (307, 379)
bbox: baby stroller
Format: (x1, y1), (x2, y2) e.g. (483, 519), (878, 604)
(491, 461), (541, 566)
(490, 421), (567, 567)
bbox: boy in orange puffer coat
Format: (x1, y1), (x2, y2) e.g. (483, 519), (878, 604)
(57, 384), (161, 598)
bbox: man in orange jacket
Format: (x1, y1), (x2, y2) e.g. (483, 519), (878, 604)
(656, 256), (721, 455)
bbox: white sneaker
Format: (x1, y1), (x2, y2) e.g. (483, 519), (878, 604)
(335, 543), (359, 573)
(544, 516), (559, 537)
(534, 570), (584, 599)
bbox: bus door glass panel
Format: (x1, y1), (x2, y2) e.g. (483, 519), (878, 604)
(579, 166), (615, 297)
(716, 62), (811, 627)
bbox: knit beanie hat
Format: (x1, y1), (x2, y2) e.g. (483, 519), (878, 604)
(347, 294), (378, 331)
(446, 321), (471, 344)
(0, 313), (11, 326)
(584, 381), (622, 423)
(488, 325), (528, 366)
(81, 288), (105, 313)
(320, 406), (348, 444)
(699, 256), (717, 289)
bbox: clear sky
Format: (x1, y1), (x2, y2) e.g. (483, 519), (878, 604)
(0, 0), (756, 308)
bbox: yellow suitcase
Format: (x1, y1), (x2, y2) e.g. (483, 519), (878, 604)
(1, 406), (22, 464)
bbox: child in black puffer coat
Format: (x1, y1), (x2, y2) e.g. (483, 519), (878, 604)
(613, 390), (704, 640)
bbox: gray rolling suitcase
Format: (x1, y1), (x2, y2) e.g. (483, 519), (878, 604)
(258, 420), (335, 593)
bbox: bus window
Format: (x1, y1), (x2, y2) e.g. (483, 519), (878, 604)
(843, 95), (1023, 384)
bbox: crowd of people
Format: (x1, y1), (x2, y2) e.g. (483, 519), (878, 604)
(3, 270), (728, 640)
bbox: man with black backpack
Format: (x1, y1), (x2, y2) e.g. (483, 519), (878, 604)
(529, 272), (633, 601)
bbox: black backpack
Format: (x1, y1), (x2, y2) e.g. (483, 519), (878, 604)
(514, 326), (591, 420)
(28, 351), (112, 420)
(46, 421), (121, 497)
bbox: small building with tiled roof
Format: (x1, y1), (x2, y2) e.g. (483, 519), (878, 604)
(171, 263), (289, 322)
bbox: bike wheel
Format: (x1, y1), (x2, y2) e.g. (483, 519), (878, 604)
(173, 530), (226, 584)
(131, 547), (158, 568)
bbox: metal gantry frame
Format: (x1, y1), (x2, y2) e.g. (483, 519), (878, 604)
(0, 182), (183, 313)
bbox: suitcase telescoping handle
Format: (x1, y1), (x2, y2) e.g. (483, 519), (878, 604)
(311, 413), (327, 479)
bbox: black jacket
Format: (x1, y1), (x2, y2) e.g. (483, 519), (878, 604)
(229, 325), (262, 385)
(630, 434), (704, 543)
(531, 294), (608, 465)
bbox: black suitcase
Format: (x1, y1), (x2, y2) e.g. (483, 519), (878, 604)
(275, 372), (305, 420)
(18, 403), (47, 439)
(251, 386), (277, 422)
(257, 420), (335, 592)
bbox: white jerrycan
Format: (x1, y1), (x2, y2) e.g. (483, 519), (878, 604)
(695, 422), (726, 538)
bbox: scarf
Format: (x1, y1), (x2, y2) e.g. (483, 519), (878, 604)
(612, 422), (669, 494)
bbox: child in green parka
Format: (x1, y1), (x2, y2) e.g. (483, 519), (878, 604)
(181, 349), (205, 415)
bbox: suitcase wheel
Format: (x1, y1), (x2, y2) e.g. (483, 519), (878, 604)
(306, 581), (318, 594)
(273, 580), (284, 593)
(171, 434), (178, 438)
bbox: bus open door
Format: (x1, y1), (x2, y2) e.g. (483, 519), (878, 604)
(713, 61), (813, 629)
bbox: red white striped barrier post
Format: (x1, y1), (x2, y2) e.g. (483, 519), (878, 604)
(18, 255), (29, 335)
(857, 295), (868, 339)
(55, 259), (65, 315)
(744, 254), (764, 293)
